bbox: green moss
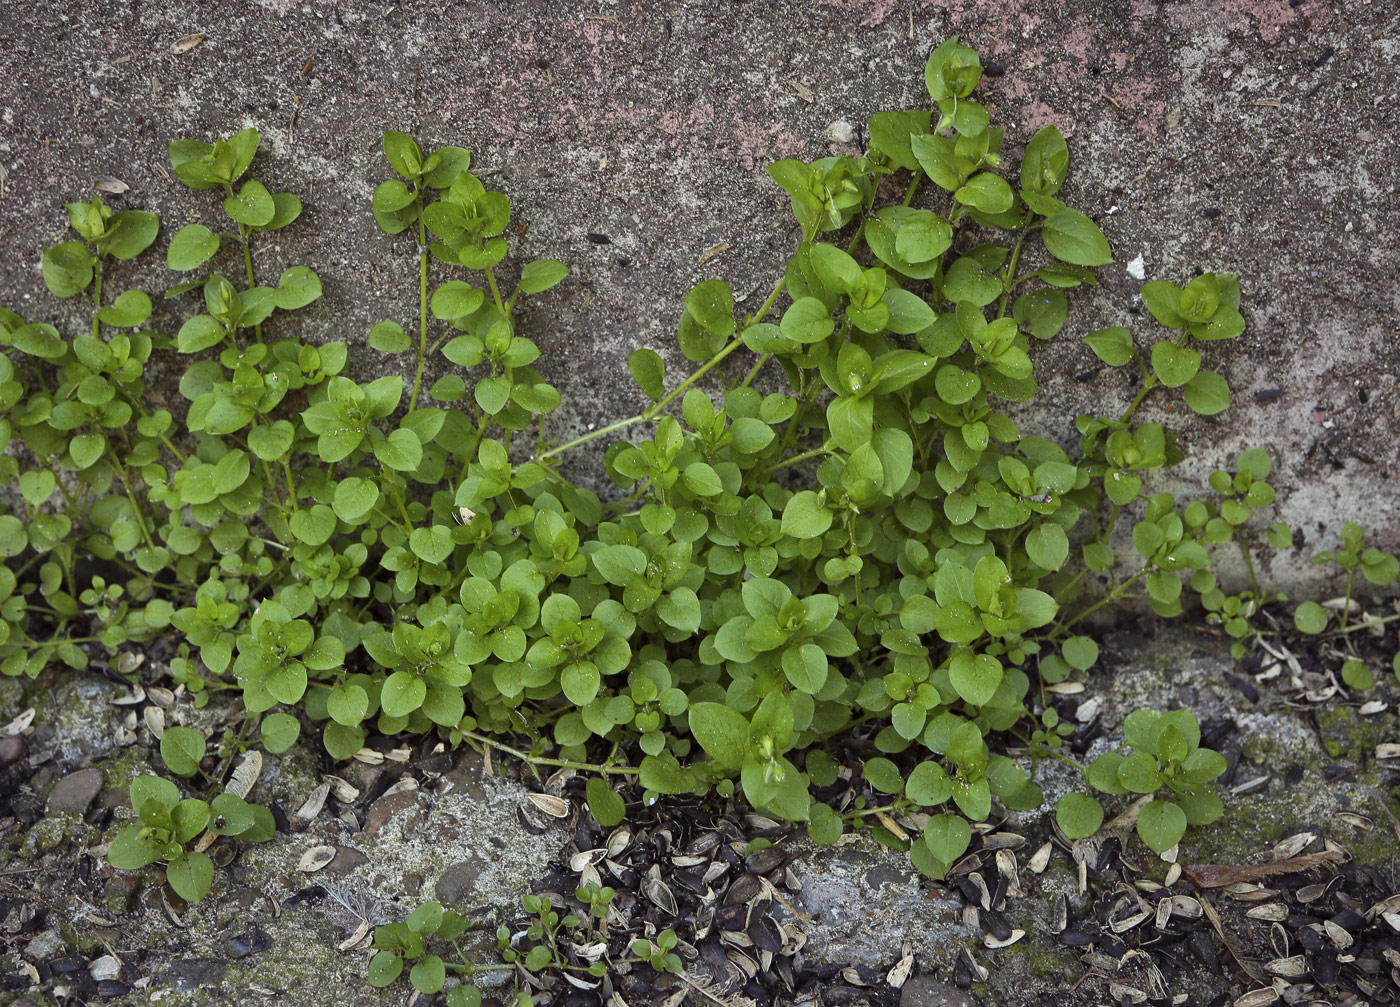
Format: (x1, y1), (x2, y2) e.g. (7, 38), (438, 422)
(1313, 705), (1392, 764)
(100, 743), (151, 793)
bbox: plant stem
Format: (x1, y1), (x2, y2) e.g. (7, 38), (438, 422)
(1237, 538), (1261, 607)
(996, 210), (1035, 319)
(1119, 374), (1160, 425)
(767, 445), (830, 474)
(1333, 612), (1400, 634)
(460, 730), (640, 776)
(1058, 567), (1149, 634)
(91, 259), (103, 338)
(537, 337), (745, 461)
(409, 186), (429, 413)
(242, 227), (263, 343)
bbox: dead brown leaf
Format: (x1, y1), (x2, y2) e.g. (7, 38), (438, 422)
(1181, 848), (1347, 889)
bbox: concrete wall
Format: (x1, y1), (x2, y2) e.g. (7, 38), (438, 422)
(1, 0), (1396, 593)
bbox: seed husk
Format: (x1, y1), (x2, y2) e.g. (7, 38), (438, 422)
(1267, 831), (1316, 861)
(886, 954), (914, 988)
(1246, 904), (1288, 922)
(292, 783), (330, 822)
(1027, 841), (1052, 874)
(1232, 989), (1278, 1007)
(526, 793), (570, 819)
(298, 846), (337, 872)
(983, 928), (1025, 949)
(1263, 954), (1307, 977)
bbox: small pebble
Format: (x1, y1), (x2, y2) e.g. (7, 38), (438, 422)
(0, 734), (26, 770)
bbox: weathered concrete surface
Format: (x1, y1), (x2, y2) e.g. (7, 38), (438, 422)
(1, 0), (1397, 592)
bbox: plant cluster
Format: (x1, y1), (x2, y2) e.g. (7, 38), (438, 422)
(4, 37), (1393, 897)
(366, 891), (679, 1006)
(105, 774), (274, 902)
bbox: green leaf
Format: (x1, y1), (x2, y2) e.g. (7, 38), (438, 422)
(1025, 524), (1069, 570)
(167, 224), (220, 271)
(71, 433), (106, 470)
(781, 491), (832, 539)
(381, 671), (426, 718)
(1117, 752), (1161, 794)
(1141, 281), (1186, 327)
(383, 130), (424, 179)
(1137, 799), (1187, 854)
(592, 544), (646, 586)
(1012, 288), (1068, 341)
(863, 757), (904, 794)
(261, 712), (301, 753)
(274, 266), (322, 310)
(954, 172), (1013, 214)
(681, 462), (722, 497)
(585, 778), (627, 827)
(1293, 601), (1327, 634)
(290, 504), (337, 546)
(333, 477), (380, 522)
(893, 211), (952, 264)
(177, 314), (226, 353)
(1021, 124), (1069, 195)
(367, 951), (404, 988)
(410, 525), (455, 565)
(1056, 793), (1104, 839)
(431, 281), (485, 321)
(639, 753), (694, 795)
(373, 179), (416, 213)
(919, 814), (971, 873)
(807, 802), (844, 844)
(369, 320), (411, 353)
(627, 348), (665, 399)
(167, 851), (214, 902)
(411, 956), (446, 994)
(688, 702), (749, 771)
(102, 211), (160, 259)
(1084, 326), (1134, 366)
(248, 420), (294, 461)
(223, 180), (276, 227)
(518, 259), (569, 294)
(375, 429), (423, 471)
(684, 279), (735, 336)
(1150, 341), (1201, 388)
(905, 762), (951, 807)
(949, 651), (1001, 706)
(1042, 209), (1112, 266)
(1062, 636), (1099, 671)
(97, 289), (153, 327)
(42, 242), (94, 297)
(1183, 371), (1230, 415)
(160, 725), (207, 777)
(780, 298), (835, 344)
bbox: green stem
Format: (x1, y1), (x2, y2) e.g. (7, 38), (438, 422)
(1058, 567), (1149, 634)
(409, 186), (429, 413)
(996, 211), (1036, 319)
(1341, 567), (1355, 633)
(740, 353), (770, 389)
(460, 730), (639, 776)
(1119, 374), (1160, 426)
(1333, 612), (1400, 634)
(91, 258), (103, 338)
(766, 445), (830, 474)
(485, 266), (506, 314)
(902, 171), (923, 208)
(1238, 537), (1261, 607)
(242, 227), (263, 343)
(537, 337), (745, 461)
